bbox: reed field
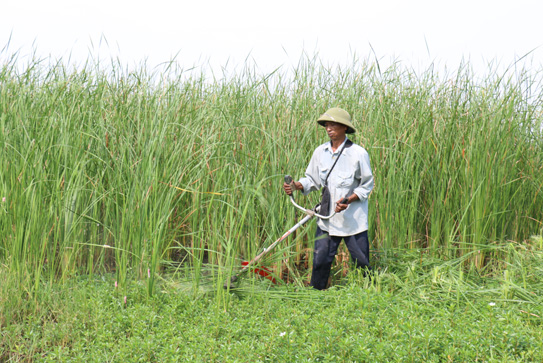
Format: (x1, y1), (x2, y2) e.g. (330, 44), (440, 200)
(1, 54), (543, 361)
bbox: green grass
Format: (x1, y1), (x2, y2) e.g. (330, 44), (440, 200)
(2, 242), (543, 362)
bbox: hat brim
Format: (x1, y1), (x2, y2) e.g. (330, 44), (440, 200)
(317, 120), (356, 134)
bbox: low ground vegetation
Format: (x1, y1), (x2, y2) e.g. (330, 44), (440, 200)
(3, 241), (543, 362)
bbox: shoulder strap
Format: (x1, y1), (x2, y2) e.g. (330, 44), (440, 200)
(324, 139), (352, 186)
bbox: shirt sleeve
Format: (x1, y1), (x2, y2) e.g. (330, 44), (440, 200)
(353, 149), (374, 201)
(298, 148), (322, 196)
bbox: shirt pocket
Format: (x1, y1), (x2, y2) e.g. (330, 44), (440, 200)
(334, 171), (355, 188)
(319, 168), (329, 185)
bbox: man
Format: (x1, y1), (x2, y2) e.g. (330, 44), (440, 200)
(283, 107), (374, 290)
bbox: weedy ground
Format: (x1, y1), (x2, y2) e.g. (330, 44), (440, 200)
(2, 239), (543, 362)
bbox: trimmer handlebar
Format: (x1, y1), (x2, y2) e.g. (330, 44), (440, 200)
(284, 175), (294, 185)
(284, 175), (348, 220)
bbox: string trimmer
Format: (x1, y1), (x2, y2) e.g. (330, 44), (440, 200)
(224, 175), (350, 289)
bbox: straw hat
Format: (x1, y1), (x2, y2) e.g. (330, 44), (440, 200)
(316, 107), (356, 134)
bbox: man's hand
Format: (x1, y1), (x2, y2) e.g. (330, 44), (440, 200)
(335, 199), (349, 213)
(283, 181), (303, 195)
(335, 194), (359, 213)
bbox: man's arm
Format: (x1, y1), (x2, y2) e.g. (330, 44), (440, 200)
(353, 149), (374, 201)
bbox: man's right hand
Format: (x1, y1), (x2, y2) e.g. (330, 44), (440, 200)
(283, 181), (302, 195)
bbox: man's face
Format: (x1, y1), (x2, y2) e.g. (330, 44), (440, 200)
(323, 121), (347, 141)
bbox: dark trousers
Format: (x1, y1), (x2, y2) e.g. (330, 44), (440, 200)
(310, 226), (370, 290)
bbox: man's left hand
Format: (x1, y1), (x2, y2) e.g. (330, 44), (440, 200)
(335, 199), (349, 213)
(335, 194), (359, 213)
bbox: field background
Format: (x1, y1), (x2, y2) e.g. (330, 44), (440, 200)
(1, 56), (543, 361)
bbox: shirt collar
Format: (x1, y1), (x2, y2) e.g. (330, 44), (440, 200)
(324, 137), (349, 154)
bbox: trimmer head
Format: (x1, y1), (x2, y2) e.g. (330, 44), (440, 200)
(223, 262), (278, 289)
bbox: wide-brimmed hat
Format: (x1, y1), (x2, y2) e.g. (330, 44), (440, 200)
(316, 107), (356, 134)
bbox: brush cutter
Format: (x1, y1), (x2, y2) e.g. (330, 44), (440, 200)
(224, 175), (349, 289)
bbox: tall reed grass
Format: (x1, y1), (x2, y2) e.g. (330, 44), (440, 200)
(1, 54), (542, 299)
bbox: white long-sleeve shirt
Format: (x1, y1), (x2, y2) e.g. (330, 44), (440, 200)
(298, 137), (374, 236)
